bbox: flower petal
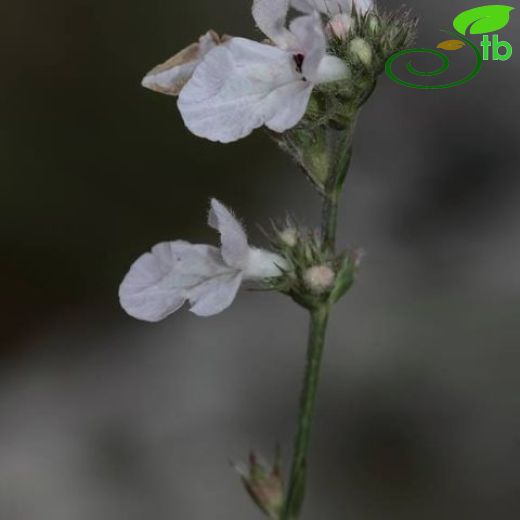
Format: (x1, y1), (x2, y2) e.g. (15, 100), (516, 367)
(142, 31), (220, 96)
(244, 247), (287, 280)
(252, 0), (297, 49)
(264, 81), (313, 132)
(178, 38), (302, 142)
(208, 199), (249, 269)
(352, 0), (373, 15)
(119, 241), (228, 322)
(289, 13), (326, 80)
(315, 55), (350, 83)
(189, 272), (243, 316)
(291, 0), (350, 16)
(289, 14), (349, 84)
(290, 0), (315, 13)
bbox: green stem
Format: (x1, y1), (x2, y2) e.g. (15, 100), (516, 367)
(282, 126), (354, 520)
(322, 134), (353, 253)
(281, 305), (330, 520)
(321, 190), (340, 253)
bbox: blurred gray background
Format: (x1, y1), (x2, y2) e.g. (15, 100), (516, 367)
(1, 0), (519, 518)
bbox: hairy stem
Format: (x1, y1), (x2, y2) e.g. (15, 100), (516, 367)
(322, 132), (353, 252)
(281, 304), (330, 520)
(321, 190), (340, 253)
(282, 128), (354, 519)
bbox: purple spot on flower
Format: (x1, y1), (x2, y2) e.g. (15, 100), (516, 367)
(293, 53), (305, 73)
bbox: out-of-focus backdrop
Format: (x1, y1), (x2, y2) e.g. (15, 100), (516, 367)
(1, 0), (519, 518)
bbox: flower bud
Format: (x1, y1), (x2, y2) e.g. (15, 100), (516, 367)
(303, 265), (335, 294)
(367, 13), (380, 35)
(327, 13), (352, 40)
(279, 227), (298, 248)
(350, 37), (373, 67)
(234, 451), (284, 520)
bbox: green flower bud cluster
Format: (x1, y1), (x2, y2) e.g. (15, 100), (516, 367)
(329, 8), (418, 89)
(270, 8), (417, 194)
(264, 221), (362, 310)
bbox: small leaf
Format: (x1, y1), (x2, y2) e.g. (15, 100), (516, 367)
(437, 39), (466, 51)
(453, 5), (514, 35)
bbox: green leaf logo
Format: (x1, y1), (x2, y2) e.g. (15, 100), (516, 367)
(453, 5), (514, 35)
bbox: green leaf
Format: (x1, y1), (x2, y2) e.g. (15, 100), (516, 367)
(453, 5), (514, 35)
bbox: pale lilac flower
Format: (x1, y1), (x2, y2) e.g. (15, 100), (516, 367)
(141, 30), (224, 96)
(177, 0), (349, 143)
(119, 199), (286, 321)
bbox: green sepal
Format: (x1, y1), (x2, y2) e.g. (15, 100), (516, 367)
(330, 253), (358, 303)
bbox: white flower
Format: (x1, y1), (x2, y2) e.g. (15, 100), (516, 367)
(141, 30), (224, 96)
(177, 0), (349, 143)
(119, 199), (286, 321)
